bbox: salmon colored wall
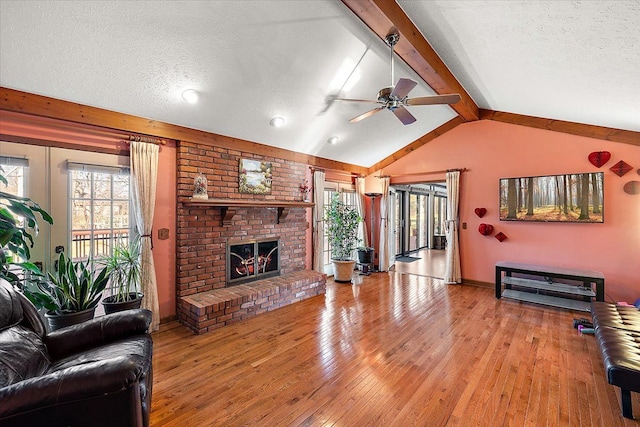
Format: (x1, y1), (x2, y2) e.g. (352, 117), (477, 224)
(154, 144), (177, 321)
(377, 120), (640, 303)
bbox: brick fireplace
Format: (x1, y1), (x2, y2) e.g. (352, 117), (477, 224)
(175, 141), (323, 332)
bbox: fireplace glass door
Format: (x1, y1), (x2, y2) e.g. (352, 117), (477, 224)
(227, 238), (280, 285)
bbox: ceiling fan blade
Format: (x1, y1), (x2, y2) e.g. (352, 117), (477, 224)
(390, 78), (418, 99)
(350, 107), (385, 123)
(406, 94), (461, 106)
(334, 98), (380, 104)
(392, 105), (416, 125)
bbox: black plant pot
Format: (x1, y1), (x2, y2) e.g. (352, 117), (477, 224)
(357, 247), (374, 264)
(101, 292), (144, 314)
(45, 307), (96, 332)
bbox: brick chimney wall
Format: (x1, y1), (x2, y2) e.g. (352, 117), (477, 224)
(176, 141), (309, 298)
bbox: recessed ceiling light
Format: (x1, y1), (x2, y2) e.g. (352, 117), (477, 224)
(182, 89), (199, 104)
(327, 136), (339, 144)
(270, 117), (285, 128)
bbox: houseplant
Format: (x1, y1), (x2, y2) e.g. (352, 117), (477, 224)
(324, 193), (362, 282)
(0, 170), (53, 284)
(25, 251), (109, 331)
(99, 237), (144, 314)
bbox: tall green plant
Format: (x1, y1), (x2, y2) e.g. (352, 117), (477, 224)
(25, 252), (109, 314)
(99, 237), (142, 302)
(324, 193), (362, 261)
(0, 170), (53, 284)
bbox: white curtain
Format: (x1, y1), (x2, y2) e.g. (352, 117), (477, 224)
(444, 170), (462, 284)
(378, 177), (390, 271)
(354, 177), (368, 248)
(387, 188), (396, 270)
(130, 141), (160, 331)
(312, 170), (325, 273)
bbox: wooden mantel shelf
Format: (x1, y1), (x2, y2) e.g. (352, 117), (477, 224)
(181, 198), (314, 225)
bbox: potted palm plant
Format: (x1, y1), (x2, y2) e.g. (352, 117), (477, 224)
(324, 193), (362, 283)
(24, 251), (109, 331)
(99, 237), (143, 314)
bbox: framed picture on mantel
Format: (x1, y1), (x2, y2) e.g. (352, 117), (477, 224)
(239, 158), (272, 195)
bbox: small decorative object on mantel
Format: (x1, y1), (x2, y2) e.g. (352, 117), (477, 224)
(495, 232), (507, 242)
(610, 160), (633, 177)
(474, 207), (487, 218)
(239, 158), (272, 194)
(193, 172), (208, 200)
(623, 181), (640, 195)
(588, 151), (611, 168)
(299, 180), (311, 202)
(478, 223), (493, 235)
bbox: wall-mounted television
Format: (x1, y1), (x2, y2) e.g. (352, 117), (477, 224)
(499, 172), (603, 223)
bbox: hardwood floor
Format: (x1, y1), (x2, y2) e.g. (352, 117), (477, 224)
(150, 272), (639, 426)
(391, 248), (447, 278)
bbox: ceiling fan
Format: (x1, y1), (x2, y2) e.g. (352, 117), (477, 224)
(336, 33), (461, 125)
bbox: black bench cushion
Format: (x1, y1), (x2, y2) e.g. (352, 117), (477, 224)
(595, 326), (640, 393)
(591, 302), (640, 333)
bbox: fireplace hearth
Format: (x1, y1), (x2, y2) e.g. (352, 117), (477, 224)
(227, 238), (280, 285)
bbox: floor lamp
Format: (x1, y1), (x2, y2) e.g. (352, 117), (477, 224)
(365, 192), (382, 272)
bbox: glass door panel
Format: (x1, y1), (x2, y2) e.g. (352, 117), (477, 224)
(408, 194), (418, 251)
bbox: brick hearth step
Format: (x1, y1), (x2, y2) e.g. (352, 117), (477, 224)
(178, 270), (327, 334)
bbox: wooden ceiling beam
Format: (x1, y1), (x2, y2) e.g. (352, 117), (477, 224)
(0, 87), (369, 175)
(480, 109), (640, 146)
(341, 0), (479, 122)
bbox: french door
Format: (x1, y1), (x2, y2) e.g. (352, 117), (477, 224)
(392, 184), (447, 256)
(0, 141), (130, 272)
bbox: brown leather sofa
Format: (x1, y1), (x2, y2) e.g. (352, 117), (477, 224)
(591, 301), (640, 419)
(0, 280), (153, 427)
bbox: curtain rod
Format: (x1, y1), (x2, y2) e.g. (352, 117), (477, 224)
(378, 168), (467, 178)
(309, 167), (362, 178)
(127, 135), (166, 145)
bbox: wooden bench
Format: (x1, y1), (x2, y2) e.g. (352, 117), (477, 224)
(178, 270), (326, 334)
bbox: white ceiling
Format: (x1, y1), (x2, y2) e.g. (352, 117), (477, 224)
(399, 0), (640, 133)
(1, 1), (638, 169)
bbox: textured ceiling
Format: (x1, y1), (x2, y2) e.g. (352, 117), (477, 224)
(1, 1), (638, 169)
(399, 0), (640, 132)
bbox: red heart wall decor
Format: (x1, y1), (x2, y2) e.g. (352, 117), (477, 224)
(588, 151), (611, 168)
(474, 208), (487, 218)
(478, 223), (494, 236)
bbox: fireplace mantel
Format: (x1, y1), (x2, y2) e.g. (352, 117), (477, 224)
(181, 198), (314, 225)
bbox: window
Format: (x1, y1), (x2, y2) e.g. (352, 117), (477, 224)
(0, 156), (29, 263)
(68, 163), (131, 261)
(322, 182), (356, 271)
(433, 195), (447, 236)
(0, 156), (28, 198)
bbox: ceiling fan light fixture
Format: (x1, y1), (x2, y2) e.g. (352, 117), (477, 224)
(181, 89), (199, 104)
(270, 117), (285, 128)
(332, 32), (460, 126)
(327, 136), (339, 145)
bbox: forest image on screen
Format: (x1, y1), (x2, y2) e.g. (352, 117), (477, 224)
(499, 172), (603, 223)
